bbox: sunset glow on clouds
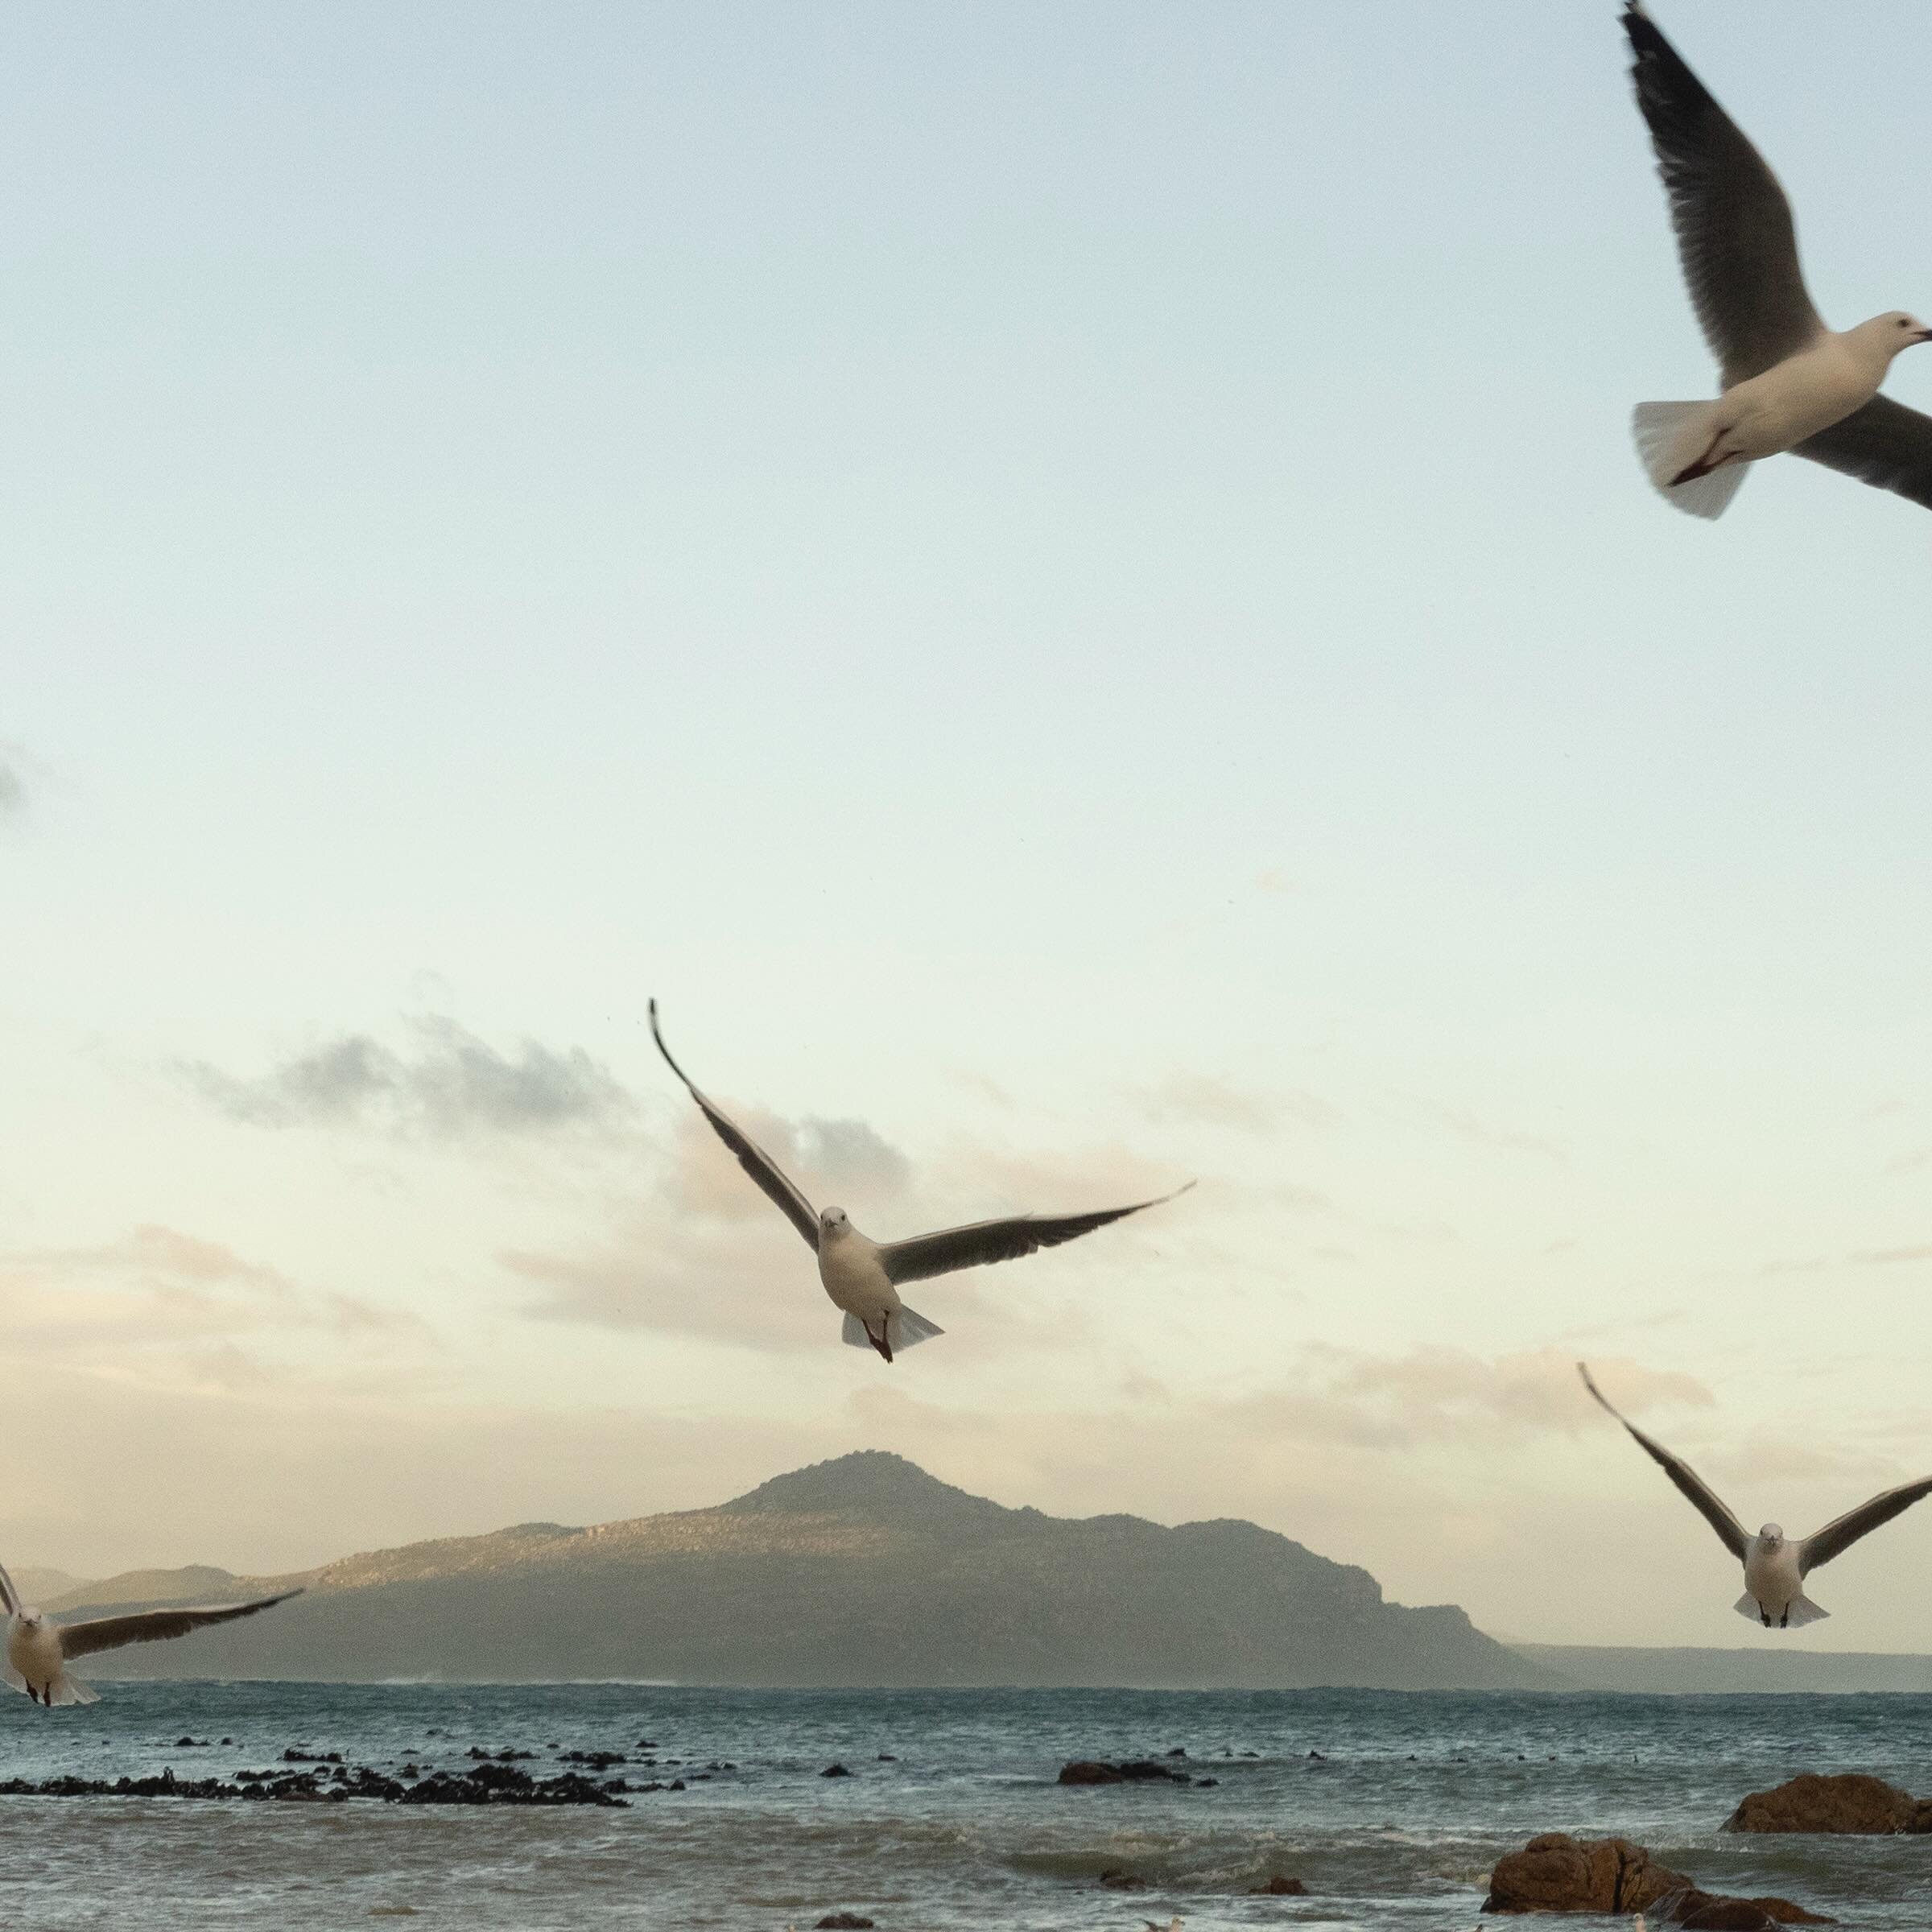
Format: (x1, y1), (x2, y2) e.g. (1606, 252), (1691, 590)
(8, 0), (1932, 1649)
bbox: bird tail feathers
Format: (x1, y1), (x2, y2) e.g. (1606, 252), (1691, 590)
(0, 1663), (27, 1699)
(49, 1673), (98, 1707)
(888, 1306), (943, 1352)
(840, 1313), (871, 1350)
(1733, 1591), (1829, 1629)
(1632, 401), (1750, 518)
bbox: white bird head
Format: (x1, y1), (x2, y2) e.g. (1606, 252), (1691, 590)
(819, 1207), (850, 1234)
(14, 1606), (41, 1629)
(1852, 311), (1932, 360)
(1759, 1522), (1785, 1547)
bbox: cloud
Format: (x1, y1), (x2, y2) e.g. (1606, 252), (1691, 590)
(660, 1104), (913, 1224)
(0, 1225), (423, 1377)
(0, 761), (23, 819)
(504, 1219), (1076, 1363)
(182, 1016), (634, 1137)
(1851, 1245), (1932, 1266)
(1126, 1070), (1333, 1134)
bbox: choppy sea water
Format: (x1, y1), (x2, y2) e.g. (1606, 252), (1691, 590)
(0, 1684), (1926, 1930)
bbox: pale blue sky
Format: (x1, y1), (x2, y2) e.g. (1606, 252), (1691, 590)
(5, 2), (1932, 1647)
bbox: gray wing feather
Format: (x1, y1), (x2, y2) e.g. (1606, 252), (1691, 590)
(57, 1587), (304, 1661)
(1794, 396), (1932, 510)
(1799, 1476), (1932, 1575)
(0, 1563), (18, 1617)
(878, 1183), (1192, 1286)
(649, 1001), (819, 1252)
(1578, 1362), (1750, 1562)
(1623, 4), (1822, 385)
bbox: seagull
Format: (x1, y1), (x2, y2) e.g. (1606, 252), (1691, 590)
(0, 1562), (303, 1707)
(649, 1001), (1191, 1361)
(1622, 3), (1932, 517)
(1578, 1364), (1932, 1628)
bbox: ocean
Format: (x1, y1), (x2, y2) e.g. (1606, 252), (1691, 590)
(0, 1683), (1925, 1930)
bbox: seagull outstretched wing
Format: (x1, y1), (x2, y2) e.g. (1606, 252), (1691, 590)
(1799, 1476), (1932, 1575)
(877, 1183), (1192, 1286)
(649, 1001), (820, 1251)
(1795, 396), (1932, 510)
(1622, 3), (1823, 385)
(57, 1588), (304, 1661)
(1578, 1362), (1750, 1562)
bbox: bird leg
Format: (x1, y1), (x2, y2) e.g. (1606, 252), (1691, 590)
(1760, 1608), (1771, 1628)
(1670, 430), (1736, 488)
(867, 1321), (894, 1364)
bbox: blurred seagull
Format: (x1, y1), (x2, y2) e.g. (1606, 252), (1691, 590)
(1578, 1364), (1932, 1628)
(0, 1562), (302, 1707)
(649, 1001), (1191, 1362)
(1623, 3), (1932, 517)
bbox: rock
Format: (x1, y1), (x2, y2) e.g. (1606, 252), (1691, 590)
(1653, 1893), (1834, 1930)
(813, 1916), (874, 1930)
(877, 1753), (897, 1761)
(1194, 1777), (1220, 1787)
(1250, 1874), (1307, 1895)
(1724, 1772), (1932, 1835)
(1483, 1836), (1833, 1925)
(1096, 1869), (1148, 1890)
(1482, 1834), (1695, 1915)
(1165, 1747), (1187, 1758)
(1057, 1757), (1189, 1785)
(820, 1762), (852, 1778)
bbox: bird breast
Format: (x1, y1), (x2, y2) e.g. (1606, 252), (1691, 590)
(1744, 1538), (1802, 1608)
(7, 1619), (62, 1686)
(817, 1228), (895, 1318)
(1723, 337), (1884, 456)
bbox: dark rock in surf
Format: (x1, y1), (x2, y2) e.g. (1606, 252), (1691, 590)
(1482, 1834), (1832, 1924)
(813, 1916), (875, 1930)
(1724, 1771), (1932, 1835)
(1483, 1835), (1696, 1914)
(820, 1762), (852, 1777)
(1251, 1873), (1307, 1894)
(1659, 1893), (1834, 1930)
(1057, 1757), (1189, 1785)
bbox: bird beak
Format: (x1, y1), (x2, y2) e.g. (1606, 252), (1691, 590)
(1914, 328), (1932, 345)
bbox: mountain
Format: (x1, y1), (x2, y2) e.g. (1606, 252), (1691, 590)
(1519, 1644), (1932, 1695)
(63, 1451), (1552, 1689)
(11, 1567), (94, 1607)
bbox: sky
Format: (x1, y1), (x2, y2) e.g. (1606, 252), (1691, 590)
(6, 0), (1932, 1653)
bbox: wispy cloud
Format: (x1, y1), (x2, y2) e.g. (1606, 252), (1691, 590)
(0, 1225), (424, 1377)
(1125, 1069), (1336, 1135)
(0, 757), (25, 821)
(182, 1016), (634, 1138)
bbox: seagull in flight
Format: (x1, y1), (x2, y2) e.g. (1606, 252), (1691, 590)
(649, 1001), (1191, 1362)
(0, 1562), (302, 1706)
(1579, 1364), (1932, 1629)
(1623, 3), (1932, 517)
